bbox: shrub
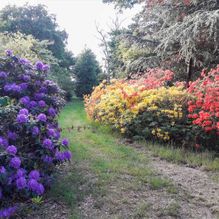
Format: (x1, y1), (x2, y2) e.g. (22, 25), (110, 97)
(0, 50), (71, 216)
(188, 66), (219, 150)
(86, 67), (219, 150)
(85, 69), (193, 145)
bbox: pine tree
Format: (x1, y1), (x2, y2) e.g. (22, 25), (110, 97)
(74, 49), (101, 98)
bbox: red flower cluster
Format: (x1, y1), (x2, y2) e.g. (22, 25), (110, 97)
(129, 68), (174, 91)
(188, 66), (219, 135)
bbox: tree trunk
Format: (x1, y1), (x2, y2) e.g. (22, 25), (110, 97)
(186, 58), (193, 88)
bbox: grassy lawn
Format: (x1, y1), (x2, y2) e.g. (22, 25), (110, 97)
(49, 100), (173, 218)
(48, 100), (219, 218)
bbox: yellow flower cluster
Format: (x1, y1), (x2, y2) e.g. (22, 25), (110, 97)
(152, 128), (170, 141)
(84, 79), (190, 142)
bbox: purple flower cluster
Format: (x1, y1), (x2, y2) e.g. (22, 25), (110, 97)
(0, 71), (7, 79)
(0, 50), (71, 215)
(16, 113), (29, 124)
(35, 61), (49, 72)
(0, 206), (16, 218)
(6, 145), (17, 155)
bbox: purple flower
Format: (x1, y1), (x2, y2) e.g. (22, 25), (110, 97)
(37, 113), (47, 122)
(0, 137), (8, 148)
(16, 177), (27, 190)
(55, 130), (61, 140)
(42, 155), (53, 164)
(0, 71), (7, 79)
(38, 100), (46, 108)
(5, 49), (13, 56)
(16, 168), (26, 178)
(43, 139), (53, 150)
(29, 100), (37, 108)
(6, 145), (17, 155)
(34, 92), (45, 100)
(39, 86), (47, 93)
(4, 83), (21, 93)
(42, 64), (50, 72)
(55, 152), (64, 161)
(22, 74), (31, 82)
(48, 107), (56, 117)
(17, 114), (28, 124)
(0, 206), (16, 218)
(7, 131), (17, 141)
(32, 126), (40, 136)
(35, 183), (44, 195)
(62, 138), (69, 147)
(0, 166), (6, 174)
(63, 151), (72, 160)
(20, 83), (28, 90)
(20, 96), (30, 105)
(29, 170), (40, 180)
(28, 179), (38, 191)
(35, 61), (44, 71)
(10, 157), (21, 169)
(19, 58), (30, 65)
(28, 179), (45, 195)
(47, 128), (56, 137)
(19, 108), (29, 115)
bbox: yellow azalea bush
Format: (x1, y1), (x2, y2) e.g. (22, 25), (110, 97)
(85, 70), (194, 145)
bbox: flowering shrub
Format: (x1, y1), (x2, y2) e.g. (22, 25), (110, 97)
(86, 66), (219, 150)
(188, 66), (219, 149)
(0, 50), (71, 217)
(85, 69), (193, 145)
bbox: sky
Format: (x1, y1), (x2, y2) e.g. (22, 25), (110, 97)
(0, 0), (140, 64)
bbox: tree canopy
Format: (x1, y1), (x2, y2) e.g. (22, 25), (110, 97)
(0, 4), (74, 68)
(74, 49), (101, 98)
(103, 0), (219, 81)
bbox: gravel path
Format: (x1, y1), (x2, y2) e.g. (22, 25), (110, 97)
(150, 156), (219, 218)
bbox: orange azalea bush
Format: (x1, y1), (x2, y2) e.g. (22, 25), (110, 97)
(85, 67), (219, 150)
(85, 69), (193, 144)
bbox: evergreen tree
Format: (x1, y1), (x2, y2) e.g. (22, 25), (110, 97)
(103, 0), (219, 81)
(74, 49), (101, 98)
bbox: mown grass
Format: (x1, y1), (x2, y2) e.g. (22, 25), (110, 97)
(50, 100), (219, 217)
(49, 100), (173, 217)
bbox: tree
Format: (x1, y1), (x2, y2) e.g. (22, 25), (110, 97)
(96, 18), (128, 80)
(0, 4), (76, 99)
(0, 32), (57, 64)
(0, 4), (74, 68)
(103, 0), (219, 81)
(74, 49), (101, 98)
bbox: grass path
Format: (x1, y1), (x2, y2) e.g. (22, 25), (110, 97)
(27, 100), (219, 219)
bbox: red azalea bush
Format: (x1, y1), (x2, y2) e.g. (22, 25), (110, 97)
(188, 65), (219, 149)
(0, 50), (71, 217)
(129, 68), (174, 90)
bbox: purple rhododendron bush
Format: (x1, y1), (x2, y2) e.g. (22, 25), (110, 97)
(0, 50), (71, 217)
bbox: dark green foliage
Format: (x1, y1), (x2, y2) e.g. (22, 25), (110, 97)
(49, 65), (75, 101)
(74, 49), (101, 98)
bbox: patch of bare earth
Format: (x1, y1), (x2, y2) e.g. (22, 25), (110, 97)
(150, 156), (219, 218)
